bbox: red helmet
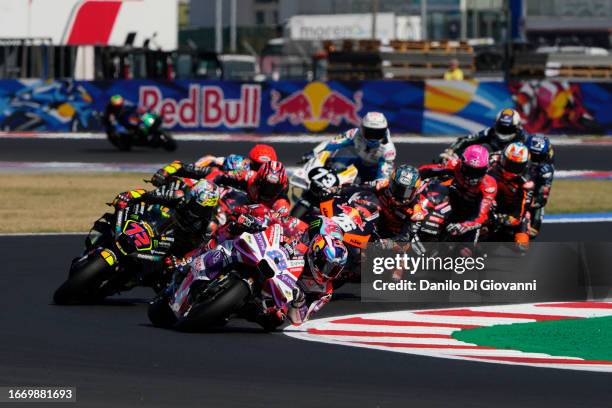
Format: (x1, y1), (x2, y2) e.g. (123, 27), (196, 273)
(249, 144), (278, 171)
(252, 160), (288, 204)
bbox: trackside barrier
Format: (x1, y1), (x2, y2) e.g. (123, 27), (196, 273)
(0, 79), (609, 135)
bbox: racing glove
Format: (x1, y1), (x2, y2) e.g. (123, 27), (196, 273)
(112, 189), (145, 209)
(151, 161), (183, 187)
(439, 149), (457, 163)
(497, 214), (519, 227)
(364, 178), (389, 191)
(446, 221), (481, 236)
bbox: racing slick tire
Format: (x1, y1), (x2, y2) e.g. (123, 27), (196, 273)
(147, 295), (177, 328)
(107, 131), (131, 151)
(174, 276), (250, 332)
(53, 252), (113, 305)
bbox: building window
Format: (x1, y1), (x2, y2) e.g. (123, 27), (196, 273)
(256, 11), (265, 25)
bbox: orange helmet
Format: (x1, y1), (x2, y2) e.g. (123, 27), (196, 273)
(501, 142), (530, 178)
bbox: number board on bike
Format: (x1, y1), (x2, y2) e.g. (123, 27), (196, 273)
(122, 220), (154, 252)
(308, 167), (339, 190)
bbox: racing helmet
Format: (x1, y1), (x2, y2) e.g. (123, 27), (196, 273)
(183, 179), (220, 222)
(526, 134), (553, 163)
(307, 234), (348, 284)
(249, 144), (278, 171)
(456, 145), (490, 188)
(494, 108), (522, 142)
(254, 160), (288, 203)
(388, 164), (421, 204)
(223, 154), (250, 173)
(501, 142), (530, 178)
(359, 112), (388, 148)
(110, 94), (124, 107)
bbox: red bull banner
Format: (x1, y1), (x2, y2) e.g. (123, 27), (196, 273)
(0, 79), (609, 134)
(264, 81), (423, 133)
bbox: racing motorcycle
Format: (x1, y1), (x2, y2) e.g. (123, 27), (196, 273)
(148, 224), (303, 332)
(53, 202), (176, 305)
(290, 151), (359, 218)
(408, 181), (454, 244)
(107, 111), (177, 152)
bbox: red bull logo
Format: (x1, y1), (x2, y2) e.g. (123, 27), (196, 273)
(268, 82), (362, 132)
(339, 204), (365, 231)
(140, 84), (261, 128)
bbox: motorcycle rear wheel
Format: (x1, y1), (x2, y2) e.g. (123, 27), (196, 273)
(53, 253), (113, 305)
(174, 277), (249, 332)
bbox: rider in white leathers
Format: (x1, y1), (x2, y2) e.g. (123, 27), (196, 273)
(302, 112), (397, 185)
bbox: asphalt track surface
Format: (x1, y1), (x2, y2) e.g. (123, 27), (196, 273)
(1, 223), (611, 408)
(2, 136), (611, 407)
(2, 136), (612, 169)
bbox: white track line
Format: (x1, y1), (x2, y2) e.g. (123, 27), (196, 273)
(0, 132), (605, 146)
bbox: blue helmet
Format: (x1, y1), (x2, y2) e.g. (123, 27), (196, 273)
(222, 154), (250, 173)
(526, 134), (552, 163)
(389, 164), (421, 203)
(307, 234), (348, 284)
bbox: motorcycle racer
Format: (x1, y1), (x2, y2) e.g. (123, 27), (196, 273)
(526, 134), (555, 237)
(150, 144), (276, 187)
(109, 179), (221, 256)
(103, 95), (141, 136)
(488, 142), (534, 251)
(440, 108), (528, 161)
(212, 160), (291, 212)
(372, 164), (425, 238)
(168, 227), (348, 328)
(419, 145), (497, 241)
(286, 234), (348, 325)
(301, 112), (396, 184)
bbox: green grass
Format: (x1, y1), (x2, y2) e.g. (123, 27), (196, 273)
(0, 172), (149, 233)
(452, 315), (612, 361)
(546, 180), (612, 214)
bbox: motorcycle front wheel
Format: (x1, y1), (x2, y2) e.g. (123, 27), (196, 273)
(174, 276), (250, 332)
(107, 131), (131, 151)
(148, 295), (177, 328)
(53, 252), (114, 305)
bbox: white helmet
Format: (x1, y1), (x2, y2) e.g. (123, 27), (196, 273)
(494, 108), (522, 142)
(360, 112), (388, 148)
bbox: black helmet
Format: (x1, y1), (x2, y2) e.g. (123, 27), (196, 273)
(494, 108), (521, 142)
(388, 165), (421, 204)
